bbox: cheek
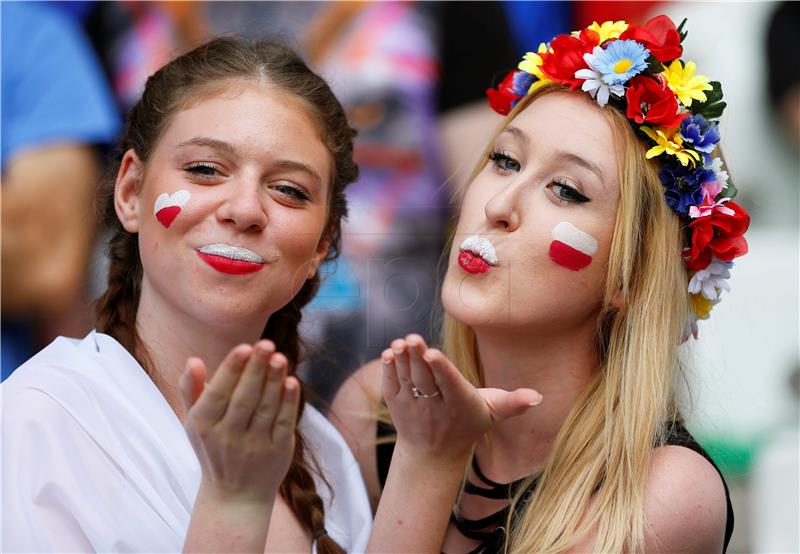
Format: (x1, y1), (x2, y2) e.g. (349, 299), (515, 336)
(276, 211), (327, 273)
(547, 221), (599, 272)
(153, 189), (191, 229)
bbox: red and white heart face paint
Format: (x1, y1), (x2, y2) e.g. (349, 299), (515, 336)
(154, 190), (190, 228)
(549, 221), (598, 271)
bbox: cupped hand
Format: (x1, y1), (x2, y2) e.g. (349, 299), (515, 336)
(382, 334), (542, 465)
(179, 340), (300, 505)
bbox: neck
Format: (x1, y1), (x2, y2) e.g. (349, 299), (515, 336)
(471, 321), (599, 482)
(134, 281), (269, 421)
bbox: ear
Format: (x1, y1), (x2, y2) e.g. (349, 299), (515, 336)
(610, 287), (626, 310)
(307, 234), (331, 280)
(114, 149), (144, 233)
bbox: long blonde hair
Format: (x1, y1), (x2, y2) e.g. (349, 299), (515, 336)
(442, 86), (690, 553)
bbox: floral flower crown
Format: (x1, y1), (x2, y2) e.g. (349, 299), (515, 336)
(486, 15), (750, 333)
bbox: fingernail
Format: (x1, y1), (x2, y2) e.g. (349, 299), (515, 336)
(529, 393), (543, 406)
(270, 357), (283, 370)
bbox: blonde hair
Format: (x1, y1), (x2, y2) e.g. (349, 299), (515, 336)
(442, 86), (690, 552)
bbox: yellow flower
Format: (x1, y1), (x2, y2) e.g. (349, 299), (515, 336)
(640, 126), (701, 167)
(518, 43), (551, 93)
(662, 60), (713, 106)
(587, 20), (629, 43)
(518, 43), (548, 80)
(689, 293), (714, 319)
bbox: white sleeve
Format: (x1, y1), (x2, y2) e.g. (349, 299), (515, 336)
(2, 386), (180, 553)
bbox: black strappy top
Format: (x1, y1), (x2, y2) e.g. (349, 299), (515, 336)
(376, 420), (734, 553)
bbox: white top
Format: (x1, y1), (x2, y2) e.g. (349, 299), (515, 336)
(1, 331), (372, 553)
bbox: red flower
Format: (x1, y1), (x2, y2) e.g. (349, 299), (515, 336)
(487, 70), (522, 115)
(625, 74), (687, 128)
(540, 29), (599, 89)
(685, 201), (750, 271)
(620, 15), (683, 64)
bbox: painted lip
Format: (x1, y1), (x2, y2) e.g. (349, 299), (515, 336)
(197, 244), (265, 275)
(458, 235), (497, 274)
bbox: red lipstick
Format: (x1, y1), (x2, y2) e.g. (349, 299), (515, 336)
(197, 251), (264, 275)
(458, 250), (491, 274)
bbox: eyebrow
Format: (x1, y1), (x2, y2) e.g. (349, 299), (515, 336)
(175, 136), (323, 186)
(553, 151), (605, 182)
(500, 126), (606, 183)
(176, 137), (238, 156)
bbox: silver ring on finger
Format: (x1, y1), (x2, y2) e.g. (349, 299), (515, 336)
(411, 386), (441, 399)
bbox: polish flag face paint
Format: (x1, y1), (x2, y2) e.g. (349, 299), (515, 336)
(549, 221), (598, 271)
(154, 190), (190, 228)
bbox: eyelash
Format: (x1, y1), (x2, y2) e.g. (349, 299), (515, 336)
(271, 183), (311, 202)
(487, 150), (590, 204)
(488, 151), (521, 172)
(550, 179), (590, 204)
(184, 163), (311, 203)
(184, 162), (220, 180)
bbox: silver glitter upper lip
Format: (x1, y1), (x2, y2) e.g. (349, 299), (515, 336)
(459, 234), (498, 265)
(198, 244), (264, 263)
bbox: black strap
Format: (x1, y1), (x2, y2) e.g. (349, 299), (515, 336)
(376, 418), (733, 553)
(448, 457), (540, 554)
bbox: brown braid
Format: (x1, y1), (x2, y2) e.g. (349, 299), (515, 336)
(94, 37), (356, 552)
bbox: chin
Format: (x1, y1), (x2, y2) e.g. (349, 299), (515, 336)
(441, 277), (512, 329)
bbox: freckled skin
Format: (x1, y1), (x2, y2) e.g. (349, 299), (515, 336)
(130, 84), (332, 331)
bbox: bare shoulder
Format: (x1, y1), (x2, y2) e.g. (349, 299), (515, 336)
(641, 445), (728, 553)
(329, 358), (384, 431)
(329, 358), (386, 511)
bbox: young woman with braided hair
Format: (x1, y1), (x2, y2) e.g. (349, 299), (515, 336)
(2, 37), (370, 553)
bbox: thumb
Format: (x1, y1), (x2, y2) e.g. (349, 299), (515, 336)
(180, 358), (207, 413)
(479, 387), (542, 422)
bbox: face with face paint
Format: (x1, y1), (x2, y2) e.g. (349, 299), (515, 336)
(114, 82), (332, 330)
(442, 92), (621, 334)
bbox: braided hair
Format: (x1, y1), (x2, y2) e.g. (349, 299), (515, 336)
(95, 37), (357, 554)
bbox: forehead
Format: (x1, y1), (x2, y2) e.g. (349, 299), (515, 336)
(506, 92), (619, 184)
(156, 82), (332, 177)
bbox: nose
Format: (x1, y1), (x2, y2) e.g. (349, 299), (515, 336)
(216, 175), (268, 231)
(484, 182), (521, 232)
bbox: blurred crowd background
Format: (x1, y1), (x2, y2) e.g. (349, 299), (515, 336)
(1, 1), (797, 551)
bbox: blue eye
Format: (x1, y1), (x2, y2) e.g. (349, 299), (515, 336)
(550, 179), (590, 204)
(488, 151), (521, 172)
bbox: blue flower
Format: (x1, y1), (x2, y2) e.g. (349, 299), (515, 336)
(659, 163), (715, 216)
(511, 70), (536, 96)
(583, 40), (650, 86)
(679, 114), (720, 153)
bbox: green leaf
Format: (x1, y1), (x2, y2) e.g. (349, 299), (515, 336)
(692, 81), (726, 119)
(646, 55), (664, 75)
(702, 101), (727, 120)
(677, 18), (688, 43)
(720, 179), (738, 200)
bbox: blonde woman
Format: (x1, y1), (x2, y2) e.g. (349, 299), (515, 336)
(332, 15), (746, 553)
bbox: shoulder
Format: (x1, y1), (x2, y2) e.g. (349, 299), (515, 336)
(329, 358), (384, 446)
(329, 358), (385, 510)
(640, 444), (728, 552)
